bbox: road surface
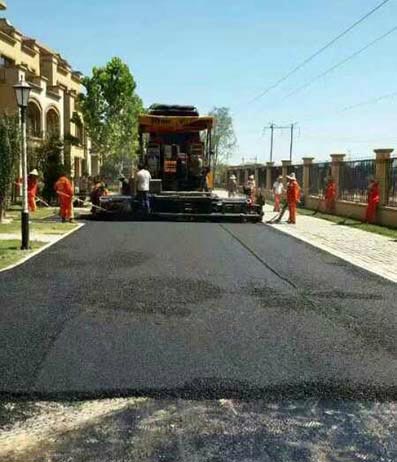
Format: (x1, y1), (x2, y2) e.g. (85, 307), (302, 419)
(0, 220), (396, 399)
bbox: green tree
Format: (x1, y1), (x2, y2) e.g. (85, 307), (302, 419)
(208, 107), (237, 181)
(0, 115), (20, 221)
(34, 137), (65, 204)
(79, 57), (143, 173)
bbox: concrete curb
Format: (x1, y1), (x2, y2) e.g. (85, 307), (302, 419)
(0, 223), (84, 274)
(264, 221), (397, 284)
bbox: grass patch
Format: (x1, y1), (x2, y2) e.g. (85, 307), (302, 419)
(0, 207), (77, 235)
(0, 240), (45, 270)
(5, 207), (56, 221)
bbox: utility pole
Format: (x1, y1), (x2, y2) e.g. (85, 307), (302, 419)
(264, 123), (297, 163)
(270, 123), (274, 162)
(289, 123), (297, 161)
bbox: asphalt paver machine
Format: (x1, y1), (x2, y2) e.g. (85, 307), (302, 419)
(100, 104), (263, 222)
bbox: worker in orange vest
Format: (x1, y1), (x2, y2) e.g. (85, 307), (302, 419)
(27, 169), (39, 213)
(365, 178), (380, 224)
(55, 173), (74, 222)
(324, 177), (336, 213)
(286, 173), (301, 224)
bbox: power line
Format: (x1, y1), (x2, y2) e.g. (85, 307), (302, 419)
(283, 25), (397, 100)
(246, 0), (391, 104)
(341, 90), (397, 112)
(263, 123), (297, 162)
(296, 89), (397, 124)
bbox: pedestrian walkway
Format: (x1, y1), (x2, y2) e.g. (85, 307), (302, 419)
(263, 204), (397, 284)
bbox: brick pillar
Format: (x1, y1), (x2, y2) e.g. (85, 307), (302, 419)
(302, 157), (314, 197)
(236, 169), (240, 185)
(254, 167), (259, 187)
(266, 162), (274, 190)
(374, 148), (393, 206)
(330, 153), (346, 199)
(282, 160), (292, 186)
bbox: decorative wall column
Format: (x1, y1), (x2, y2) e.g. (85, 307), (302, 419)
(266, 162), (274, 190)
(330, 153), (346, 199)
(374, 148), (394, 206)
(242, 168), (247, 185)
(281, 160), (292, 186)
(302, 157), (314, 197)
(254, 168), (259, 187)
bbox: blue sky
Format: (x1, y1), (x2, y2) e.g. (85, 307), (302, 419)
(5, 0), (397, 164)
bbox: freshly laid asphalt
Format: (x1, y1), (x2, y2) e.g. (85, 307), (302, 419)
(0, 219), (396, 400)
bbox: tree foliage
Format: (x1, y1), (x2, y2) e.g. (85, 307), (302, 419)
(79, 57), (143, 167)
(0, 115), (20, 220)
(208, 107), (237, 178)
(29, 136), (65, 203)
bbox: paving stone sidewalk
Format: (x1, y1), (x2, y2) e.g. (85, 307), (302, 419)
(262, 204), (397, 283)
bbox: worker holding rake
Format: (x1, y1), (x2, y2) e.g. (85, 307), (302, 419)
(55, 172), (74, 223)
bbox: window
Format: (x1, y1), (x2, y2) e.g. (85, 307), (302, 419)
(27, 101), (42, 138)
(0, 55), (13, 68)
(75, 121), (84, 145)
(46, 108), (60, 138)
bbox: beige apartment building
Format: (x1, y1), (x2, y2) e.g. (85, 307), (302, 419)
(0, 18), (100, 178)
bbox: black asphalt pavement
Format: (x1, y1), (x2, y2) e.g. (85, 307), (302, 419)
(0, 220), (396, 399)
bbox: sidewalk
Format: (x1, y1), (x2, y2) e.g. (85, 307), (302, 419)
(263, 204), (397, 284)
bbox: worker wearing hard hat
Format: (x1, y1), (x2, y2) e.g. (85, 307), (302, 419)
(324, 177), (336, 213)
(365, 177), (380, 224)
(273, 175), (284, 212)
(245, 174), (257, 203)
(228, 174), (237, 198)
(28, 169), (39, 213)
(286, 172), (301, 224)
(55, 172), (74, 222)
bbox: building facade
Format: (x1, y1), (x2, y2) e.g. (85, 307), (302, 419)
(0, 18), (99, 179)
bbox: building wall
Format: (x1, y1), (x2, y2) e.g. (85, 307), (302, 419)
(0, 18), (91, 179)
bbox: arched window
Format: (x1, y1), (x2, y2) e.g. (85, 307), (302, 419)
(27, 101), (42, 138)
(46, 108), (60, 138)
(75, 121), (84, 145)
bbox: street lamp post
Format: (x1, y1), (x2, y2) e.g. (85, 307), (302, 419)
(14, 78), (31, 250)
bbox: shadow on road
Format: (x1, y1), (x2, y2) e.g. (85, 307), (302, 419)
(0, 396), (396, 462)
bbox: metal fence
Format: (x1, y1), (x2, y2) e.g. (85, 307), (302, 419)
(288, 164), (304, 186)
(309, 162), (331, 196)
(258, 167), (266, 188)
(339, 159), (375, 203)
(388, 158), (397, 207)
(271, 166), (282, 186)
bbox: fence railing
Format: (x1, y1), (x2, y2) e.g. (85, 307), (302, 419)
(388, 158), (397, 207)
(258, 168), (266, 188)
(271, 166), (282, 186)
(289, 164), (304, 186)
(339, 159), (375, 203)
(227, 152), (397, 210)
(309, 162), (331, 197)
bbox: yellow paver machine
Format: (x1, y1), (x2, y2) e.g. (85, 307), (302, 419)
(100, 104), (263, 222)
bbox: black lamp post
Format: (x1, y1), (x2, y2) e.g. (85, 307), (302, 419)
(14, 78), (32, 250)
